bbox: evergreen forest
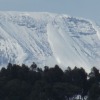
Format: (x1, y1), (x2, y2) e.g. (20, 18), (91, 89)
(0, 62), (100, 100)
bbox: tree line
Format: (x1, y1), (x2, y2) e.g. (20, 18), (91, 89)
(0, 62), (100, 100)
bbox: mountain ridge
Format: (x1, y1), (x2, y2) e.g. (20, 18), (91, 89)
(0, 11), (100, 71)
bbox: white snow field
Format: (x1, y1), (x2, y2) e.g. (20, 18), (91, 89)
(0, 11), (100, 70)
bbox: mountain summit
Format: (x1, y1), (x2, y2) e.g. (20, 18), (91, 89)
(0, 11), (100, 70)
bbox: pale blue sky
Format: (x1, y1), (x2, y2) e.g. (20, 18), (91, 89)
(0, 0), (100, 23)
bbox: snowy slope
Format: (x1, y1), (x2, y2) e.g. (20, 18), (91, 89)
(0, 11), (100, 70)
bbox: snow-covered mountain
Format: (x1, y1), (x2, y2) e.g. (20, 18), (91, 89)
(0, 11), (100, 70)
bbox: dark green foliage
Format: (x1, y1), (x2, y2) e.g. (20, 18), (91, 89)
(0, 63), (99, 100)
(52, 82), (81, 100)
(87, 67), (100, 100)
(88, 83), (100, 100)
(4, 79), (31, 100)
(43, 65), (63, 83)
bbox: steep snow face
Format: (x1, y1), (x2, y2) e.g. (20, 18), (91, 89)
(0, 11), (100, 70)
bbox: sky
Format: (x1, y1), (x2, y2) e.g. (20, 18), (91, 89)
(0, 0), (100, 24)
